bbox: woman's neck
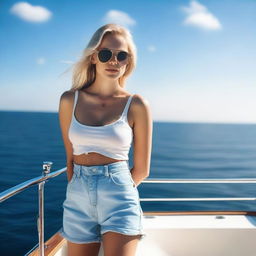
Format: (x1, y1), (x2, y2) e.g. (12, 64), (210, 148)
(86, 76), (121, 97)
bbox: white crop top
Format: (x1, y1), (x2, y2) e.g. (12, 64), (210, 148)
(68, 90), (133, 160)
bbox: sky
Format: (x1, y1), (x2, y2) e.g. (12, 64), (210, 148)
(0, 0), (256, 123)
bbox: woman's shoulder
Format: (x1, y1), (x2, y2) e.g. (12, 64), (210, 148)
(131, 93), (150, 108)
(59, 90), (77, 112)
(60, 89), (77, 105)
(60, 89), (76, 100)
(130, 94), (151, 123)
(130, 93), (151, 118)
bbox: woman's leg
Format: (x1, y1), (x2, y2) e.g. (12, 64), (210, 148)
(67, 241), (101, 256)
(102, 231), (141, 256)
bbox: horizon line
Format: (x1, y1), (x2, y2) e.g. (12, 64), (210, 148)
(0, 109), (255, 125)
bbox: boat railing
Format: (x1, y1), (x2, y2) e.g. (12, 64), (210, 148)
(0, 162), (65, 256)
(1, 162), (256, 256)
(141, 178), (256, 201)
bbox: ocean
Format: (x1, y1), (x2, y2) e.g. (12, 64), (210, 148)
(0, 111), (256, 255)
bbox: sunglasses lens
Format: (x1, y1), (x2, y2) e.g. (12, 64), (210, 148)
(97, 49), (129, 63)
(98, 49), (112, 62)
(117, 51), (128, 62)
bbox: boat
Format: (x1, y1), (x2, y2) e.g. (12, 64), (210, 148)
(1, 161), (256, 256)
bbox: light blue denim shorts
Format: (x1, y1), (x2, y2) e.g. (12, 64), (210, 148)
(59, 160), (146, 244)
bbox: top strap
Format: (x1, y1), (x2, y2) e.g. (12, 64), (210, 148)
(72, 90), (79, 117)
(121, 95), (133, 119)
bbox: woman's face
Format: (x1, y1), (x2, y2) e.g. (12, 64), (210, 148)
(91, 33), (130, 80)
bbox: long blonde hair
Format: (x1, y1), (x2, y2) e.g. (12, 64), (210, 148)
(70, 24), (137, 91)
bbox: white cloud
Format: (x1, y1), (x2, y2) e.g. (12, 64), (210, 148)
(147, 45), (156, 52)
(181, 1), (222, 30)
(103, 10), (136, 28)
(10, 2), (52, 23)
(37, 57), (46, 65)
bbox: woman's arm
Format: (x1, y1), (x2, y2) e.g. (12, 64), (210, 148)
(130, 94), (153, 187)
(58, 90), (75, 182)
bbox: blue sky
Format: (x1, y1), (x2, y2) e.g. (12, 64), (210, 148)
(0, 0), (256, 123)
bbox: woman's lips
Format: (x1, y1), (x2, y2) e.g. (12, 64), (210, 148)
(105, 69), (119, 72)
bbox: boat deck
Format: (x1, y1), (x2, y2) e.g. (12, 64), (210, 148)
(29, 211), (256, 256)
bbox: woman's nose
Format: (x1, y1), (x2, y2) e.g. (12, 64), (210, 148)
(108, 54), (118, 63)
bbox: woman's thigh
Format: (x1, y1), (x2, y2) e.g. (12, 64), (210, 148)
(102, 231), (140, 256)
(67, 241), (101, 256)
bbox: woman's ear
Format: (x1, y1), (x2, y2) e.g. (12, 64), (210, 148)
(91, 53), (97, 64)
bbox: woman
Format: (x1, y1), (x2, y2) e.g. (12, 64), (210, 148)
(58, 23), (152, 256)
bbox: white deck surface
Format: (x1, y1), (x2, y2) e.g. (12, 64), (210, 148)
(55, 214), (256, 256)
(135, 215), (256, 256)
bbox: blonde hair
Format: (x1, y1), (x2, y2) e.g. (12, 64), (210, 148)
(70, 24), (137, 91)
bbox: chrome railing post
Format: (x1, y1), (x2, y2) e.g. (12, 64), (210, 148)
(38, 161), (52, 256)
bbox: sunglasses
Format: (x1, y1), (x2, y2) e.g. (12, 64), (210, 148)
(95, 48), (131, 63)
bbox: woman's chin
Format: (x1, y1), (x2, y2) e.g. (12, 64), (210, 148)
(104, 73), (120, 79)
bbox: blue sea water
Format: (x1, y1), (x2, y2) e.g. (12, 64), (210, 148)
(0, 111), (256, 255)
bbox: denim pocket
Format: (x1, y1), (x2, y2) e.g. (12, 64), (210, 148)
(110, 171), (134, 186)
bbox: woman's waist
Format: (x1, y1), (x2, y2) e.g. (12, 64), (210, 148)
(73, 152), (126, 167)
(73, 156), (130, 176)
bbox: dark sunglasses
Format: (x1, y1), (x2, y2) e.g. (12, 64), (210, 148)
(96, 48), (131, 63)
